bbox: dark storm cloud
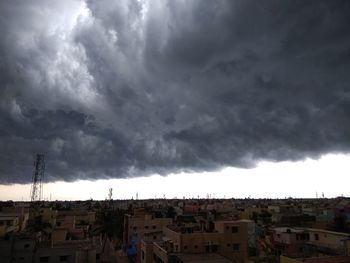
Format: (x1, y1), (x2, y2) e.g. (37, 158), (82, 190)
(1, 0), (350, 183)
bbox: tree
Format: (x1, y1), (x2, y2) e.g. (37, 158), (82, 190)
(26, 215), (52, 241)
(166, 206), (176, 219)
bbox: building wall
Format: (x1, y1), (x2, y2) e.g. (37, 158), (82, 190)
(124, 214), (173, 261)
(308, 229), (349, 248)
(75, 212), (95, 225)
(210, 221), (249, 262)
(0, 216), (20, 236)
(12, 238), (35, 263)
(162, 221), (250, 263)
(163, 227), (181, 252)
(141, 241), (154, 263)
(35, 247), (77, 263)
(52, 229), (67, 241)
(0, 225), (6, 237)
(152, 243), (169, 263)
(2, 207), (30, 231)
(126, 215), (172, 244)
(273, 231), (295, 245)
(280, 255), (301, 263)
(35, 245), (100, 263)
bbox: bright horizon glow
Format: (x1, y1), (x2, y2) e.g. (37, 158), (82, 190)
(0, 153), (349, 201)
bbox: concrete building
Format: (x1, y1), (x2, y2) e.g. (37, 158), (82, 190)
(280, 255), (350, 263)
(35, 238), (102, 263)
(0, 213), (21, 237)
(123, 209), (173, 261)
(141, 220), (254, 263)
(0, 233), (35, 263)
(272, 227), (310, 256)
(2, 206), (30, 231)
(306, 228), (350, 256)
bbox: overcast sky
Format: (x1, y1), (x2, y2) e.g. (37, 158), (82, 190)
(1, 0), (350, 192)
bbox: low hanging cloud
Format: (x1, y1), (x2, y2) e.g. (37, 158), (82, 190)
(1, 0), (350, 184)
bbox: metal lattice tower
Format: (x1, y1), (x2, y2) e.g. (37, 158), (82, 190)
(30, 154), (45, 202)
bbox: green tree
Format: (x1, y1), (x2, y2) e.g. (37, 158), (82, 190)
(26, 215), (52, 241)
(166, 206), (176, 219)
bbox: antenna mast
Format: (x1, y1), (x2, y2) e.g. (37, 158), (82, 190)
(30, 154), (45, 202)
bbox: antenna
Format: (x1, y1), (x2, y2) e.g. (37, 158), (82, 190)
(30, 154), (45, 202)
(108, 188), (113, 201)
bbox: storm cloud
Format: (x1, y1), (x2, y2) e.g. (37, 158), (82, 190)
(1, 0), (350, 183)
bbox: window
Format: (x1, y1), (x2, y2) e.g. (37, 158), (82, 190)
(96, 254), (101, 260)
(24, 244), (30, 248)
(232, 226), (238, 233)
(39, 256), (50, 263)
(153, 235), (157, 240)
(60, 255), (69, 262)
(227, 243), (231, 247)
(233, 244), (240, 251)
(314, 234), (319, 241)
(194, 245), (198, 249)
(184, 245), (188, 250)
(152, 225), (156, 229)
(144, 225), (149, 229)
(133, 226), (137, 230)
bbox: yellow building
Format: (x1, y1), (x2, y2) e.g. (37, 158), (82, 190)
(142, 220), (254, 263)
(52, 228), (68, 241)
(281, 255), (350, 263)
(307, 228), (350, 255)
(124, 212), (172, 257)
(0, 213), (20, 237)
